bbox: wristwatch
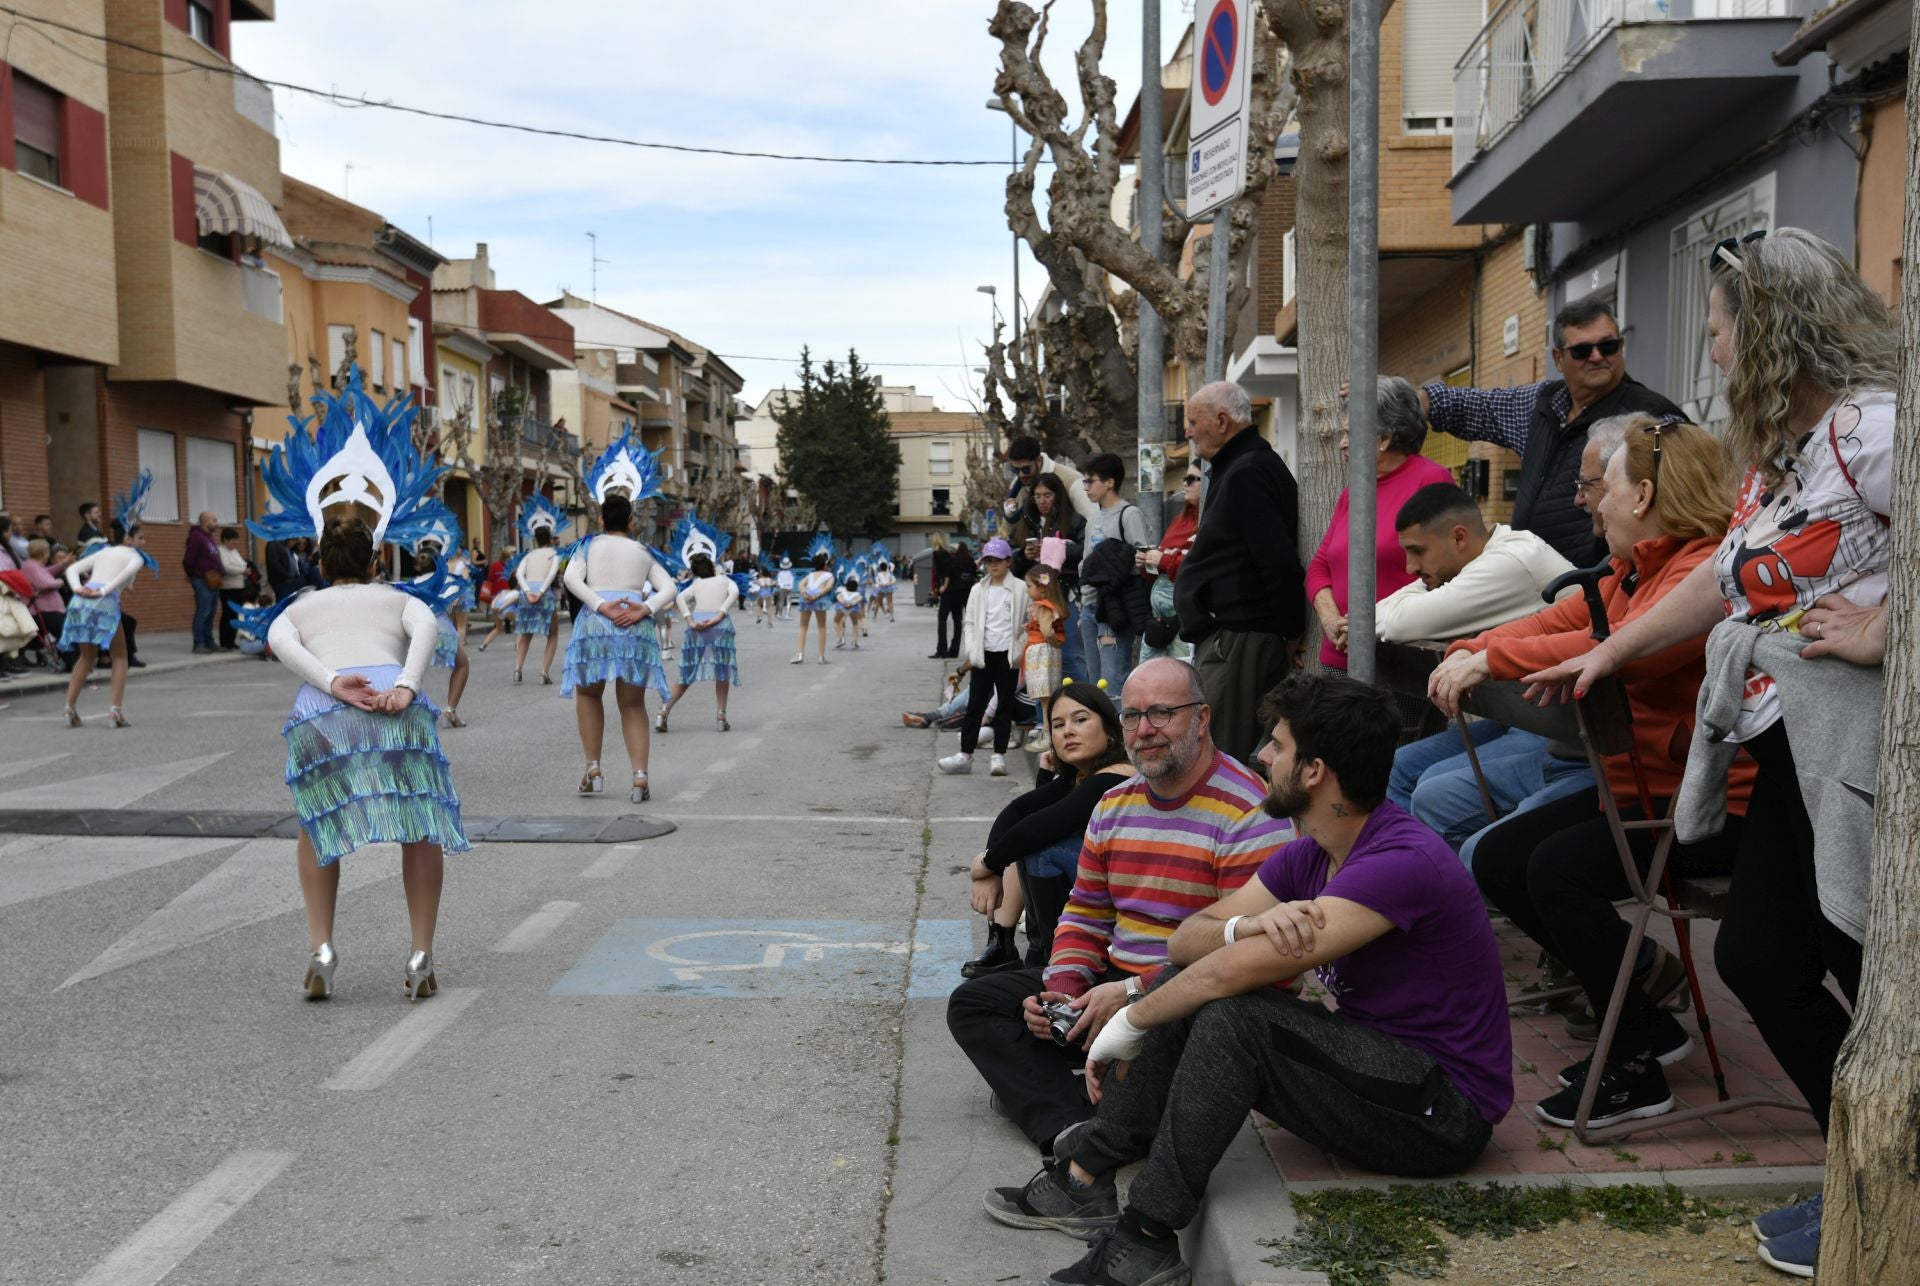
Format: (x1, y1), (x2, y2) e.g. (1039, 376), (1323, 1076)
(1124, 976), (1144, 1004)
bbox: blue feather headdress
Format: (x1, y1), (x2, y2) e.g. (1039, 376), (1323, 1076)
(111, 470), (160, 577)
(670, 508), (731, 570)
(394, 551), (463, 615)
(249, 366), (446, 547)
(518, 493), (570, 547)
(834, 558), (857, 586)
(806, 533), (836, 564)
(648, 542), (686, 578)
(409, 505), (463, 561)
(868, 541), (892, 566)
(587, 423), (664, 505)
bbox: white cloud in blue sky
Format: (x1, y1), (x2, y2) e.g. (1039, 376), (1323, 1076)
(238, 0), (1189, 408)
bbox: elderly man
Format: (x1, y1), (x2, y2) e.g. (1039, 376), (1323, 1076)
(1421, 300), (1681, 567)
(946, 657), (1291, 1167)
(1174, 380), (1305, 764)
(183, 510), (223, 654)
(989, 674), (1511, 1286)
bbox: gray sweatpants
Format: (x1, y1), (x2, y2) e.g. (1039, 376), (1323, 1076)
(1067, 973), (1492, 1230)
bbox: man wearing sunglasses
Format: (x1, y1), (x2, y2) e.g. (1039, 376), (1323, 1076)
(1420, 299), (1682, 568)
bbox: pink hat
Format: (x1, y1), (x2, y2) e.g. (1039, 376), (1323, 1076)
(981, 537), (1014, 560)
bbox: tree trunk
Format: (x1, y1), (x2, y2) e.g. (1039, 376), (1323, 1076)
(1818, 21), (1920, 1277)
(1265, 0), (1349, 664)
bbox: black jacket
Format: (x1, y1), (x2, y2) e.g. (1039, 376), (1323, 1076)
(1512, 376), (1683, 567)
(1079, 537), (1153, 638)
(1011, 512), (1085, 592)
(266, 540), (293, 584)
(1175, 428), (1305, 643)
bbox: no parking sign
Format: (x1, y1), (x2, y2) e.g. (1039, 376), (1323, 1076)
(1188, 0), (1253, 218)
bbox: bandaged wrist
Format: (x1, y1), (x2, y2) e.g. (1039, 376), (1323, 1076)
(1087, 1005), (1147, 1065)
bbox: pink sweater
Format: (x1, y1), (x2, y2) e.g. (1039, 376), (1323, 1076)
(1304, 453), (1455, 670)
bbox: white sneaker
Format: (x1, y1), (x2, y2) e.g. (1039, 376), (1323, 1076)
(789, 654), (804, 664)
(989, 753), (1008, 776)
(938, 752), (973, 775)
(1023, 729), (1049, 754)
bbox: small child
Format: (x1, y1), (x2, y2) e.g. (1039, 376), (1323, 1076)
(1021, 565), (1069, 749)
(755, 571), (777, 627)
(833, 577), (864, 650)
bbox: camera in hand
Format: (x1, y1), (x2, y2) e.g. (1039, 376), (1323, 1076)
(1042, 1000), (1081, 1046)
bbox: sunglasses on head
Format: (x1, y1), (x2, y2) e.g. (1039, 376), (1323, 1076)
(1559, 337), (1623, 362)
(1709, 229), (1767, 275)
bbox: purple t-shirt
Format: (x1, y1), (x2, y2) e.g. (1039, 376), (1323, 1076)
(1256, 801), (1513, 1123)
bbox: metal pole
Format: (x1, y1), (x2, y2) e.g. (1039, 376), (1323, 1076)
(1346, 0), (1381, 682)
(1137, 1), (1166, 539)
(1205, 213), (1230, 382)
(1011, 116), (1022, 353)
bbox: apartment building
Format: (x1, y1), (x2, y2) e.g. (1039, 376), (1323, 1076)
(891, 395), (989, 557)
(0, 0), (288, 629)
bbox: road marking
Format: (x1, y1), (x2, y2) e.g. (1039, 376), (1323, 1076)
(553, 918), (972, 999)
(0, 753), (69, 782)
(0, 751), (231, 811)
(580, 845), (640, 879)
(733, 735), (763, 752)
(323, 989), (481, 1091)
(74, 1149), (293, 1286)
(670, 781), (713, 806)
(703, 757), (738, 775)
(493, 900), (581, 953)
(0, 836), (237, 911)
(185, 710), (267, 718)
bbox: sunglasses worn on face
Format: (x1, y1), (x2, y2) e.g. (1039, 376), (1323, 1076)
(1559, 337), (1623, 362)
(1183, 475), (1202, 485)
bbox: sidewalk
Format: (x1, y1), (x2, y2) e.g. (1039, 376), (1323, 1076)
(0, 631), (255, 700)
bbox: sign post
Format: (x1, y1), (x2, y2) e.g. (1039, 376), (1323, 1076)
(1188, 0), (1252, 382)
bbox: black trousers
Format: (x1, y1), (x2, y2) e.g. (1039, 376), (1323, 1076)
(960, 649), (1017, 755)
(1714, 724), (1862, 1133)
(1472, 787), (1738, 1060)
(936, 593), (964, 657)
(1068, 971), (1489, 1230)
(946, 965), (1125, 1152)
(218, 588), (248, 648)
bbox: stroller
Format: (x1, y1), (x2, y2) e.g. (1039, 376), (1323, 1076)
(0, 569), (62, 674)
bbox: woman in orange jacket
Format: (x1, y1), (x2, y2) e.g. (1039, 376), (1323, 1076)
(1426, 420), (1754, 1130)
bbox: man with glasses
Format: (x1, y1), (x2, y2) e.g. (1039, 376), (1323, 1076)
(1419, 299), (1682, 567)
(947, 658), (1291, 1170)
(1003, 435), (1100, 527)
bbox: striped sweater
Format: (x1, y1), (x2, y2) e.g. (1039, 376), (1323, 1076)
(1044, 752), (1293, 996)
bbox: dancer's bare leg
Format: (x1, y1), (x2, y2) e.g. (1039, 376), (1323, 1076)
(714, 679), (730, 718)
(107, 630), (128, 709)
(295, 831), (342, 951)
(446, 648), (470, 711)
(614, 680), (651, 775)
(400, 842), (445, 954)
(542, 622), (561, 676)
(514, 632), (533, 673)
(575, 681), (606, 762)
(65, 643), (97, 709)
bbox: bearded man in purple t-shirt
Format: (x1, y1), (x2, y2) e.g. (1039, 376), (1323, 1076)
(983, 672), (1512, 1286)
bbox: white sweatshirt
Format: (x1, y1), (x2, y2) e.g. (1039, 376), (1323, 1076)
(1375, 524), (1577, 644)
(65, 545), (146, 595)
(562, 535), (676, 615)
(516, 547), (560, 597)
(267, 582), (439, 695)
(676, 575), (739, 618)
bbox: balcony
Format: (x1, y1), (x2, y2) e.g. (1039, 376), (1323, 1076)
(1450, 0), (1801, 225)
(233, 71), (276, 136)
(514, 416), (579, 462)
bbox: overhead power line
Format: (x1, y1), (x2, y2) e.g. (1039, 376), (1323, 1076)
(0, 4), (1031, 167)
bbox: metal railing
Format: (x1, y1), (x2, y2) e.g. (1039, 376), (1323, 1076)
(1452, 0), (1791, 175)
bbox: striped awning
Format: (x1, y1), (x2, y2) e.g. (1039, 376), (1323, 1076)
(192, 166), (293, 250)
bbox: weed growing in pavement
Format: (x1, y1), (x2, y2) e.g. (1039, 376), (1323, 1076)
(1260, 1181), (1729, 1284)
(1609, 1143), (1641, 1165)
(1731, 1149), (1755, 1163)
(1535, 1134), (1567, 1153)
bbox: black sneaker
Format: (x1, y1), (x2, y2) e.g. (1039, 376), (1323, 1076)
(1556, 1009), (1692, 1087)
(1536, 1055), (1673, 1128)
(1047, 1222), (1189, 1285)
(983, 1161), (1118, 1240)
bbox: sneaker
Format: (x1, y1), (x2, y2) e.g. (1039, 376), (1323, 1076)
(990, 753), (1008, 776)
(1024, 728), (1050, 754)
(938, 752), (974, 775)
(1557, 1009), (1693, 1087)
(1047, 1221), (1188, 1284)
(1535, 1055), (1673, 1128)
(982, 1161), (1118, 1240)
(1758, 1212), (1820, 1278)
(1752, 1192), (1822, 1242)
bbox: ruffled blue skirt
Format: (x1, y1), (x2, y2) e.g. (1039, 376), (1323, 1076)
(282, 664), (469, 867)
(514, 592), (557, 635)
(678, 614), (741, 686)
(560, 594), (667, 697)
(798, 598), (831, 615)
(432, 614), (460, 668)
(59, 588), (122, 649)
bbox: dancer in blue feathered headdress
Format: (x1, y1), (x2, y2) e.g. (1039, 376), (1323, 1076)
(653, 509), (746, 734)
(243, 364), (470, 1003)
(506, 492), (571, 686)
(586, 422), (664, 507)
(831, 559), (865, 652)
(790, 533), (839, 664)
(397, 503), (480, 728)
(57, 468), (159, 728)
(868, 541), (898, 624)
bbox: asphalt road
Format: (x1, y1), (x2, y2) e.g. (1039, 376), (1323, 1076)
(0, 604), (1086, 1285)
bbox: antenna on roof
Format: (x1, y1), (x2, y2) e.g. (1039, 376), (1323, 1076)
(587, 231), (612, 303)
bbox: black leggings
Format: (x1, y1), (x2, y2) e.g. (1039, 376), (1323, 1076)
(936, 593), (965, 656)
(1714, 724), (1861, 1133)
(1472, 786), (1738, 1061)
(961, 650), (1017, 755)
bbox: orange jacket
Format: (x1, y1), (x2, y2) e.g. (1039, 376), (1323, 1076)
(1447, 534), (1753, 812)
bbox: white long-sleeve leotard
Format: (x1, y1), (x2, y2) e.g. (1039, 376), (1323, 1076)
(65, 545), (146, 595)
(516, 547), (560, 598)
(266, 582), (439, 695)
(676, 575), (739, 619)
(562, 535), (676, 615)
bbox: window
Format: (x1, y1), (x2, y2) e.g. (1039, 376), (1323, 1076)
(1400, 0), (1481, 134)
(408, 319), (426, 387)
(185, 437), (237, 524)
(1668, 172), (1774, 429)
(391, 337), (407, 394)
(1281, 229), (1297, 307)
(13, 72), (62, 187)
(928, 441), (953, 476)
(187, 1), (215, 47)
(197, 229), (235, 259)
(370, 329), (386, 389)
(931, 488), (952, 516)
(137, 430), (180, 523)
(326, 325), (353, 386)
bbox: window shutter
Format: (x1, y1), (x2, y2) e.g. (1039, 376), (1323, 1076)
(13, 73), (60, 156)
(1400, 0), (1484, 130)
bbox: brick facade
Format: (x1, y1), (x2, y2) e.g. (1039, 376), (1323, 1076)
(0, 343), (51, 518)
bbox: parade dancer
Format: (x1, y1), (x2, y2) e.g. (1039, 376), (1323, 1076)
(790, 535), (836, 664)
(410, 512), (471, 728)
(754, 558), (777, 628)
(656, 512), (742, 733)
(246, 367), (469, 1002)
(476, 576), (517, 652)
(59, 471), (158, 728)
(775, 555), (796, 620)
(873, 550), (898, 624)
(512, 494), (568, 685)
(561, 427), (675, 802)
(833, 564), (864, 651)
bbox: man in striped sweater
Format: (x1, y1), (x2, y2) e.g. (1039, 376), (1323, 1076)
(946, 658), (1293, 1164)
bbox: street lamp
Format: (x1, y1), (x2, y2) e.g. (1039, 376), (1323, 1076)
(976, 284), (1000, 339)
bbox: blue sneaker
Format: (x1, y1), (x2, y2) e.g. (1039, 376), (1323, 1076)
(1752, 1191), (1822, 1241)
(1758, 1210), (1820, 1279)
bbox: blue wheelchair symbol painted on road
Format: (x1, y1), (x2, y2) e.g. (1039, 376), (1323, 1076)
(551, 918), (976, 999)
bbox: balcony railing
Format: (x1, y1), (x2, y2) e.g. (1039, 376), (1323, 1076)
(239, 260), (282, 323)
(514, 416), (578, 459)
(1452, 0), (1790, 175)
(233, 71), (276, 136)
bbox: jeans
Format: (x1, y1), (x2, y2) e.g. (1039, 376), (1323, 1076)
(190, 579), (219, 648)
(1075, 601), (1103, 686)
(1059, 606), (1091, 685)
(1096, 628), (1137, 697)
(1393, 726), (1594, 869)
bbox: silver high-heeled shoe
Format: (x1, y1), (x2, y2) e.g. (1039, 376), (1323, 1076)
(303, 942), (338, 1000)
(630, 771), (650, 803)
(404, 950), (436, 1001)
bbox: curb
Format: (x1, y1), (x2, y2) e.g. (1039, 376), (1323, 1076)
(0, 649), (249, 699)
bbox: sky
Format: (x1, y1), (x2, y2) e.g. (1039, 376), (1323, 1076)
(236, 0), (1194, 410)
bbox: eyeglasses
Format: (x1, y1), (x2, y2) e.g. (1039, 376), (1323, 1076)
(1558, 337), (1623, 362)
(1182, 474), (1202, 485)
(1573, 476), (1607, 499)
(1709, 229), (1766, 275)
(1119, 701), (1204, 731)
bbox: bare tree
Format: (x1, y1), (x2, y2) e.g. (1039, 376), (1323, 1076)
(1819, 18), (1920, 1275)
(440, 383), (572, 556)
